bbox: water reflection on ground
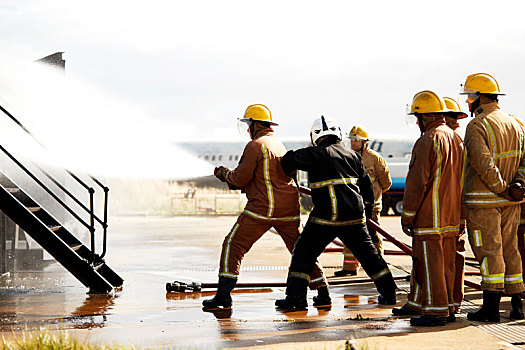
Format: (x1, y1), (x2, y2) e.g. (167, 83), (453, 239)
(0, 216), (469, 348)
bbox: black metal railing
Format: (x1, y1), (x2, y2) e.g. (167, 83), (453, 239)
(0, 103), (109, 264)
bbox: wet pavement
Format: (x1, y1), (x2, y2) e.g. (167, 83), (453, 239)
(0, 215), (523, 349)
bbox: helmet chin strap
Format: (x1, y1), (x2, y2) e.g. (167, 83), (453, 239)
(248, 119), (255, 139)
(417, 115), (425, 135)
(470, 96), (481, 117)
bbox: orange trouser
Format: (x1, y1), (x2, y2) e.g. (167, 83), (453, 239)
(453, 235), (466, 312)
(516, 212), (525, 284)
(467, 205), (524, 294)
(218, 213), (327, 289)
(405, 236), (456, 317)
(343, 210), (382, 271)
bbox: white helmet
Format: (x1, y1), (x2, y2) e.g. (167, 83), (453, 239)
(310, 115), (342, 146)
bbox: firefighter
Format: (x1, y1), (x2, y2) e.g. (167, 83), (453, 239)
(334, 126), (392, 277)
(392, 90), (465, 327)
(275, 116), (397, 310)
(460, 73), (525, 322)
(202, 104), (328, 310)
(443, 97), (468, 313)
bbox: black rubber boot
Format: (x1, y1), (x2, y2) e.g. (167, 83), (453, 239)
(410, 315), (447, 327)
(202, 277), (237, 309)
(276, 278), (308, 311)
(374, 273), (397, 305)
(275, 295), (308, 310)
(467, 290), (501, 322)
(312, 286), (332, 308)
(333, 269), (357, 277)
(510, 293), (524, 320)
(392, 304), (421, 316)
(446, 312), (456, 323)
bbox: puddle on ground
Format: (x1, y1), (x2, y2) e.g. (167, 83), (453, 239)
(344, 294), (376, 306)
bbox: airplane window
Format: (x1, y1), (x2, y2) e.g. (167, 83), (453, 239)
(218, 155), (222, 161)
(235, 155), (239, 161)
(212, 155), (216, 161)
(204, 155), (209, 160)
(229, 155), (233, 161)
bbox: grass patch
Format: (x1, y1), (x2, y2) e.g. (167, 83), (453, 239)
(1, 328), (136, 350)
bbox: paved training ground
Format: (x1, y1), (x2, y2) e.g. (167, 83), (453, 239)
(0, 215), (524, 349)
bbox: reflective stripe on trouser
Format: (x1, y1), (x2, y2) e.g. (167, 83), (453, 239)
(218, 213), (327, 289)
(342, 211), (383, 271)
(518, 220), (525, 283)
(453, 235), (466, 312)
(466, 205), (524, 294)
(287, 219), (395, 298)
(405, 236), (456, 316)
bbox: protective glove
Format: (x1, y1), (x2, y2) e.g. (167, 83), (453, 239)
(372, 210), (379, 223)
(500, 182), (525, 201)
(401, 222), (414, 237)
(214, 166), (230, 182)
(364, 203), (373, 220)
(510, 182), (525, 201)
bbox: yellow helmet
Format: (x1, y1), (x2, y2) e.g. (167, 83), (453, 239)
(240, 104), (278, 125)
(460, 73), (505, 96)
(348, 125), (369, 140)
(407, 90), (449, 115)
(443, 97), (468, 119)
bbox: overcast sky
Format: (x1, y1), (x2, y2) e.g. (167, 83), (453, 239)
(1, 0), (525, 143)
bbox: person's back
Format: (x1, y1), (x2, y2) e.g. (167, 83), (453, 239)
(204, 104), (327, 310)
(464, 102), (525, 207)
(276, 116), (396, 310)
(227, 127), (299, 220)
(282, 138), (373, 224)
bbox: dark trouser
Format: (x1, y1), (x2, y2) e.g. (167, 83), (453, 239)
(286, 220), (396, 298)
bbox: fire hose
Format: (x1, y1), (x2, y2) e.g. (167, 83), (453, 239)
(166, 185), (481, 292)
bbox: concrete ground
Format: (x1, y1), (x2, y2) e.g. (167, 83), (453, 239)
(0, 215), (523, 349)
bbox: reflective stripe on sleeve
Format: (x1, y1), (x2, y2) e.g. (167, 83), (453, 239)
(402, 209), (416, 217)
(328, 185), (338, 221)
(432, 138), (442, 229)
(261, 144), (275, 217)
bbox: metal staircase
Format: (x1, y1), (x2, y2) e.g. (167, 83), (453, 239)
(0, 104), (123, 294)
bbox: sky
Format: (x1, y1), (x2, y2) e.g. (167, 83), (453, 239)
(1, 0), (525, 143)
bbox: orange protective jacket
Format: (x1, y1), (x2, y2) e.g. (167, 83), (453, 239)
(225, 127), (300, 221)
(361, 145), (392, 211)
(463, 102), (525, 208)
(401, 118), (465, 238)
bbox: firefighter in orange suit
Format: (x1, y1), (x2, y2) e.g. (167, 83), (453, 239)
(202, 104), (327, 309)
(514, 117), (525, 310)
(443, 97), (468, 313)
(334, 126), (392, 277)
(392, 91), (465, 327)
(460, 73), (525, 322)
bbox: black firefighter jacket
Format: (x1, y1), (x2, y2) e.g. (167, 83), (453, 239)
(281, 138), (374, 226)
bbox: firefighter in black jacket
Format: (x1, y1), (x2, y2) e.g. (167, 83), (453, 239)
(275, 116), (398, 310)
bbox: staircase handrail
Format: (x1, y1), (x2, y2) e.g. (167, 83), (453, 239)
(0, 103), (109, 263)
